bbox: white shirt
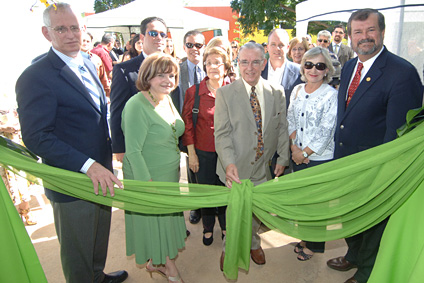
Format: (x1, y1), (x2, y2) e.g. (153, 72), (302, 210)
(242, 77), (266, 135)
(287, 83), (338, 161)
(268, 60), (286, 87)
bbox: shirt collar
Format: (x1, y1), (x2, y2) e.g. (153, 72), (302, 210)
(241, 77), (263, 95)
(51, 47), (84, 68)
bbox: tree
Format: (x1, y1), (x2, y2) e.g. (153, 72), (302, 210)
(230, 0), (344, 37)
(94, 0), (135, 13)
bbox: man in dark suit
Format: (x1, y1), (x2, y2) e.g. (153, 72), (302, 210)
(326, 9), (423, 283)
(328, 24), (355, 68)
(261, 28), (302, 108)
(15, 3), (127, 283)
(109, 17), (168, 163)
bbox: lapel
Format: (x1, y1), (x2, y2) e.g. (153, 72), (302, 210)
(233, 79), (257, 128)
(342, 48), (388, 119)
(83, 54), (107, 113)
(49, 49), (102, 114)
(261, 61), (269, 79)
(180, 61), (189, 90)
(262, 80), (275, 132)
(281, 62), (295, 89)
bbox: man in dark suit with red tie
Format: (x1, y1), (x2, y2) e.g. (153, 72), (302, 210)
(16, 3), (127, 282)
(326, 9), (423, 283)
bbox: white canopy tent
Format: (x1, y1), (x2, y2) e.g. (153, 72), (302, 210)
(84, 0), (229, 57)
(295, 0), (424, 82)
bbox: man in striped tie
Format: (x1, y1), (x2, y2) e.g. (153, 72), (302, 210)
(15, 3), (127, 282)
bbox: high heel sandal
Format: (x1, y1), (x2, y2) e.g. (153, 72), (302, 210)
(145, 259), (166, 278)
(168, 274), (184, 283)
(19, 209), (37, 226)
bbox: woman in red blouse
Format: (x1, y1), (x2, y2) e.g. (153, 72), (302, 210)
(182, 47), (231, 246)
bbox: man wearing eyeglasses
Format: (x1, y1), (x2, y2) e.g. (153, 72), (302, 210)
(15, 3), (127, 282)
(110, 17), (168, 163)
(328, 25), (355, 68)
(215, 42), (289, 271)
(317, 30), (341, 86)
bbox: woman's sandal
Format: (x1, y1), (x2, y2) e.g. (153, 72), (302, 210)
(297, 250), (314, 261)
(145, 259), (166, 278)
(168, 274), (184, 283)
(19, 209), (37, 226)
(294, 242), (304, 254)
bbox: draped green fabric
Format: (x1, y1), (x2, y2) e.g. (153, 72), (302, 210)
(0, 109), (423, 281)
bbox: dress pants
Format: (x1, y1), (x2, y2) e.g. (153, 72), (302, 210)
(194, 149), (227, 234)
(345, 217), (389, 283)
(293, 159), (330, 253)
(51, 199), (112, 283)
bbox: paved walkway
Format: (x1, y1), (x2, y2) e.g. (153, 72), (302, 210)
(23, 157), (355, 283)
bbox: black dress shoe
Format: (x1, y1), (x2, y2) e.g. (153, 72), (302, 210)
(186, 229), (191, 237)
(189, 209), (201, 224)
(101, 270), (128, 283)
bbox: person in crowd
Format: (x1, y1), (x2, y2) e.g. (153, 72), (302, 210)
(181, 47), (231, 246)
(287, 46), (337, 261)
(262, 42), (269, 59)
(81, 31), (110, 98)
(326, 9), (423, 283)
(15, 3), (127, 282)
(110, 16), (170, 163)
(215, 42), (289, 270)
(231, 40), (240, 67)
(165, 38), (181, 63)
(206, 36), (237, 82)
(261, 28), (302, 108)
(305, 34), (315, 48)
(287, 37), (309, 64)
(91, 33), (115, 79)
(121, 34), (143, 62)
(121, 53), (186, 283)
(175, 30), (206, 225)
(317, 30), (341, 86)
(328, 24), (355, 68)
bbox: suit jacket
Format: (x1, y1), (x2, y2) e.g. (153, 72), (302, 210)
(261, 60), (303, 108)
(16, 48), (112, 202)
(178, 60), (205, 112)
(335, 47), (423, 159)
(329, 43), (354, 68)
(214, 78), (290, 184)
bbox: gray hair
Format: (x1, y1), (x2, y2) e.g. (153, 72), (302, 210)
(101, 33), (115, 44)
(317, 30), (331, 40)
(268, 28), (290, 45)
(43, 2), (71, 27)
(239, 42), (266, 60)
(300, 46), (335, 84)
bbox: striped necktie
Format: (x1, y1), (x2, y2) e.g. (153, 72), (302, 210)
(79, 65), (101, 111)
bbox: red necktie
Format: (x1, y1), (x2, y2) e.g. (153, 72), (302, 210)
(346, 62), (364, 107)
(250, 86), (264, 161)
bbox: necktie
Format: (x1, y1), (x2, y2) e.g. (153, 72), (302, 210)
(193, 66), (199, 84)
(250, 86), (264, 161)
(346, 62), (364, 107)
(79, 65), (101, 111)
(334, 44), (339, 55)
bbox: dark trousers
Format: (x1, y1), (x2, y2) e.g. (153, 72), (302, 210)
(293, 159), (330, 253)
(345, 217), (389, 283)
(51, 199), (112, 283)
(194, 149), (226, 233)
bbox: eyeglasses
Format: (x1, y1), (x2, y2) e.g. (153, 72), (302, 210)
(205, 61), (224, 68)
(147, 31), (167, 38)
(304, 61), (327, 71)
(185, 42), (204, 49)
(231, 45), (238, 49)
(317, 39), (329, 43)
(292, 47), (305, 52)
(48, 25), (82, 34)
(239, 59), (263, 67)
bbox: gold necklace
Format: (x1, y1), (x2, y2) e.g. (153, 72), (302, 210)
(148, 91), (158, 104)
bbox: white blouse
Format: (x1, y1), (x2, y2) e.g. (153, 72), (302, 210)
(287, 83), (338, 161)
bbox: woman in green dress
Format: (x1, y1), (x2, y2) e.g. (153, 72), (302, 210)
(121, 53), (186, 283)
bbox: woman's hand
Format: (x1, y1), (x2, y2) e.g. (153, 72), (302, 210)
(188, 153), (199, 173)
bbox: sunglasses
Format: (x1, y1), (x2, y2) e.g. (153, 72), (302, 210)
(304, 61), (327, 71)
(317, 39), (329, 43)
(147, 31), (167, 38)
(185, 42), (204, 49)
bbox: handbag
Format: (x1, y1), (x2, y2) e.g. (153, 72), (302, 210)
(185, 83), (200, 183)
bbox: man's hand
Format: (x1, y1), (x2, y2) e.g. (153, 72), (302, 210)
(114, 153), (125, 163)
(86, 162), (123, 196)
(225, 164), (241, 188)
(274, 164), (286, 177)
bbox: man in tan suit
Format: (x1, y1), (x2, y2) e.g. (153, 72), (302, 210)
(215, 42), (290, 270)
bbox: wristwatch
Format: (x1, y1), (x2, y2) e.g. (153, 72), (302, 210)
(302, 151), (309, 158)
